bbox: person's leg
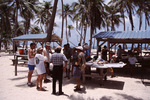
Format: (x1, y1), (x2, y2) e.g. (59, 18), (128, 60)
(58, 67), (63, 93)
(77, 78), (81, 88)
(27, 65), (35, 85)
(28, 70), (33, 83)
(39, 75), (44, 91)
(44, 63), (51, 83)
(36, 75), (40, 89)
(52, 67), (57, 94)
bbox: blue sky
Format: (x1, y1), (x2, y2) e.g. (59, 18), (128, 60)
(38, 0), (150, 48)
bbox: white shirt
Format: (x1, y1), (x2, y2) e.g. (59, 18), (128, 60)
(128, 56), (138, 65)
(34, 54), (47, 75)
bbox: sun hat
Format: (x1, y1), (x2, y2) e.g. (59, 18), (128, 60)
(76, 46), (83, 51)
(37, 46), (43, 51)
(45, 42), (50, 46)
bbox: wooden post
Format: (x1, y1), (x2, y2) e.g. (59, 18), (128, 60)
(97, 40), (100, 57)
(15, 55), (18, 76)
(107, 41), (110, 61)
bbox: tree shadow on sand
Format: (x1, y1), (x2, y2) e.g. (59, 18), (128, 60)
(68, 93), (143, 100)
(83, 78), (124, 90)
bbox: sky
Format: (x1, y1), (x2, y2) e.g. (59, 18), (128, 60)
(38, 0), (150, 48)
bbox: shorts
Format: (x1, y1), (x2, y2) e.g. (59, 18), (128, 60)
(28, 65), (35, 71)
(73, 67), (81, 78)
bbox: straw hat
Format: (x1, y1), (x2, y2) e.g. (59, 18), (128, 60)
(76, 46), (83, 51)
(45, 42), (50, 46)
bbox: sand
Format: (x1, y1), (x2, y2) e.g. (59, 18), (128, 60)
(0, 51), (150, 100)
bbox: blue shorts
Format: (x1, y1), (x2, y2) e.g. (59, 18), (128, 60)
(28, 65), (35, 71)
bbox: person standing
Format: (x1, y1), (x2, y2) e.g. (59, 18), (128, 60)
(27, 43), (36, 87)
(42, 42), (52, 83)
(73, 46), (85, 91)
(63, 43), (72, 79)
(50, 46), (68, 95)
(34, 46), (47, 91)
(117, 45), (124, 61)
(101, 45), (109, 61)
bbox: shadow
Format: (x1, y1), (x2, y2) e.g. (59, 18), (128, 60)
(100, 96), (113, 100)
(73, 86), (87, 94)
(15, 79), (37, 88)
(116, 93), (143, 100)
(100, 80), (124, 90)
(83, 78), (124, 90)
(68, 95), (87, 100)
(113, 67), (150, 80)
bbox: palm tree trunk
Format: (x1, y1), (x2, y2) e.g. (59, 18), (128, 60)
(139, 14), (142, 30)
(46, 0), (58, 42)
(128, 8), (134, 30)
(83, 26), (87, 44)
(122, 12), (126, 31)
(80, 25), (83, 44)
(89, 24), (94, 53)
(66, 16), (68, 43)
(61, 0), (64, 46)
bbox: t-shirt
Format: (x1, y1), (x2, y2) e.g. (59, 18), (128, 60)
(128, 57), (138, 65)
(34, 54), (47, 75)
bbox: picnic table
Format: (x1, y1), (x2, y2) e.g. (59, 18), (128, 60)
(14, 54), (28, 76)
(84, 61), (125, 85)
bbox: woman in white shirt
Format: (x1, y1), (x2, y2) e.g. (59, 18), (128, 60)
(34, 46), (47, 91)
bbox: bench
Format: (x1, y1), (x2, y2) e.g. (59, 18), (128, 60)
(11, 59), (28, 65)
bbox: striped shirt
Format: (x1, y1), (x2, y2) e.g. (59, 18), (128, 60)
(50, 53), (68, 66)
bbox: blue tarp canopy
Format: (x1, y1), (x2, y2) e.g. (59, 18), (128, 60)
(93, 30), (150, 44)
(93, 30), (150, 39)
(13, 33), (62, 44)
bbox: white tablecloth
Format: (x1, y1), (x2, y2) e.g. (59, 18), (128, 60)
(86, 61), (126, 69)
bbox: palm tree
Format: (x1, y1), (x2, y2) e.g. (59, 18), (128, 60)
(63, 4), (73, 43)
(72, 0), (89, 45)
(135, 0), (150, 30)
(35, 1), (53, 33)
(60, 0), (64, 46)
(87, 0), (106, 51)
(109, 0), (135, 31)
(46, 0), (58, 42)
(67, 25), (74, 37)
(104, 4), (122, 31)
(0, 0), (13, 50)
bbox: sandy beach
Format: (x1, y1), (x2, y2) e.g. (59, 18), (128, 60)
(0, 51), (150, 100)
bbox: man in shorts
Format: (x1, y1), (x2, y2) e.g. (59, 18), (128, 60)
(27, 43), (36, 87)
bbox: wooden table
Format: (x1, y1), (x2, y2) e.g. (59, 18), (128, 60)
(84, 61), (125, 85)
(14, 54), (28, 76)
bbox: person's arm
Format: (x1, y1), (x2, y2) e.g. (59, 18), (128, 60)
(63, 61), (67, 71)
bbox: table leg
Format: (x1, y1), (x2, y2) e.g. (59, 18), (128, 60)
(99, 69), (103, 85)
(15, 56), (18, 76)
